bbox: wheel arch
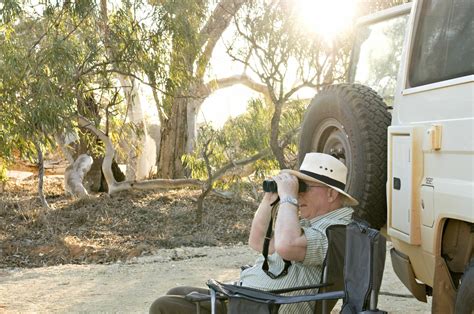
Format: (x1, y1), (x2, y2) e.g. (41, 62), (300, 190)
(431, 217), (474, 312)
(438, 218), (474, 276)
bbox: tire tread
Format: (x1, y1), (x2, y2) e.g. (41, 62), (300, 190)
(299, 84), (391, 228)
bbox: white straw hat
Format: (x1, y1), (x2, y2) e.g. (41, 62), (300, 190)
(282, 153), (358, 206)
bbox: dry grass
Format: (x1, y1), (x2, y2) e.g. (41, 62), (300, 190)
(0, 176), (256, 268)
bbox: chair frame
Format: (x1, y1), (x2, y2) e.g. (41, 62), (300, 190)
(186, 224), (347, 313)
(187, 221), (387, 314)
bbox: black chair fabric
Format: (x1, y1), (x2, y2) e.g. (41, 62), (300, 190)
(340, 221), (386, 313)
(316, 224), (346, 313)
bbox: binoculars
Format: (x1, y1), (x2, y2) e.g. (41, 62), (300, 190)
(262, 179), (308, 193)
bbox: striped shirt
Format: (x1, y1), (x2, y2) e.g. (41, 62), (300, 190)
(239, 206), (353, 313)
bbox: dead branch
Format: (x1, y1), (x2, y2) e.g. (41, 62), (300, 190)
(202, 74), (270, 99)
(77, 115), (203, 195)
(64, 154), (93, 198)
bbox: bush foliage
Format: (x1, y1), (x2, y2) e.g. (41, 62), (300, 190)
(183, 97), (307, 192)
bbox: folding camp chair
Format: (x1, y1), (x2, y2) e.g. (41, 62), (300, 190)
(186, 224), (345, 313)
(189, 221), (387, 314)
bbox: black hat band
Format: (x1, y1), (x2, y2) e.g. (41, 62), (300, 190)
(300, 170), (346, 191)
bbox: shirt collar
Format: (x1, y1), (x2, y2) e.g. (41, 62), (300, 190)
(307, 206), (354, 225)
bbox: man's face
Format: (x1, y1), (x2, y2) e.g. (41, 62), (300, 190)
(297, 180), (331, 219)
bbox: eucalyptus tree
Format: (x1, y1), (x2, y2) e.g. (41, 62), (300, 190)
(98, 0), (262, 180)
(227, 0), (352, 169)
(0, 2), (98, 204)
(0, 0), (152, 198)
(97, 0), (162, 182)
(142, 0), (252, 179)
(1, 0), (258, 198)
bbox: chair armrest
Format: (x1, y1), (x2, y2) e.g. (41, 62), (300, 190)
(269, 282), (332, 294)
(207, 279), (345, 305)
(273, 290), (345, 304)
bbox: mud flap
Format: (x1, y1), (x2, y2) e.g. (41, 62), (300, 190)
(432, 256), (456, 313)
(390, 248), (427, 302)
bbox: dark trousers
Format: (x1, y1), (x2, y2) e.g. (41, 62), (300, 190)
(149, 286), (227, 314)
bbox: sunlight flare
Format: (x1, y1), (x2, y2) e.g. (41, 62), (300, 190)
(293, 0), (356, 41)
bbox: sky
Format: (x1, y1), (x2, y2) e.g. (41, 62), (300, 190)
(197, 30), (258, 129)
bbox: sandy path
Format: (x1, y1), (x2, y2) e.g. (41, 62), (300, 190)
(0, 244), (431, 313)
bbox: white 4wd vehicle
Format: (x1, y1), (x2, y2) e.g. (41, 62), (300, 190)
(299, 0), (473, 312)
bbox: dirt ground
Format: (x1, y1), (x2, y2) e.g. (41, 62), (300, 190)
(0, 174), (256, 268)
(0, 174), (432, 313)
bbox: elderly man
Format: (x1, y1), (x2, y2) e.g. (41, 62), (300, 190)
(150, 153), (357, 314)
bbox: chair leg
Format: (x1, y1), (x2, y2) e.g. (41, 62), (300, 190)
(321, 265), (328, 314)
(210, 289), (217, 314)
(321, 300), (327, 314)
(358, 290), (387, 314)
(370, 290), (377, 310)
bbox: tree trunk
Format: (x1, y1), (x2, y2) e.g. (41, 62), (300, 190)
(35, 142), (50, 208)
(158, 96), (188, 178)
(99, 0), (156, 181)
(87, 156), (125, 192)
(186, 97), (202, 154)
(154, 0), (248, 178)
(64, 154), (93, 197)
(118, 76), (157, 181)
(270, 102), (286, 169)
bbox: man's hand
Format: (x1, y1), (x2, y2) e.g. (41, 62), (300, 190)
(272, 172), (299, 200)
(262, 190), (279, 205)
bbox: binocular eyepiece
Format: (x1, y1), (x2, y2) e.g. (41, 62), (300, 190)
(262, 179), (308, 193)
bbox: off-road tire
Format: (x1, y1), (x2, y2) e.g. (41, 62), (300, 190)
(299, 84), (391, 229)
(455, 258), (474, 314)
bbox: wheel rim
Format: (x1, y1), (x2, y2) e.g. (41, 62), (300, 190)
(310, 118), (353, 188)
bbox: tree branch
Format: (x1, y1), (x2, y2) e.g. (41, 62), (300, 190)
(202, 74), (269, 98)
(211, 148), (272, 183)
(197, 0), (248, 78)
